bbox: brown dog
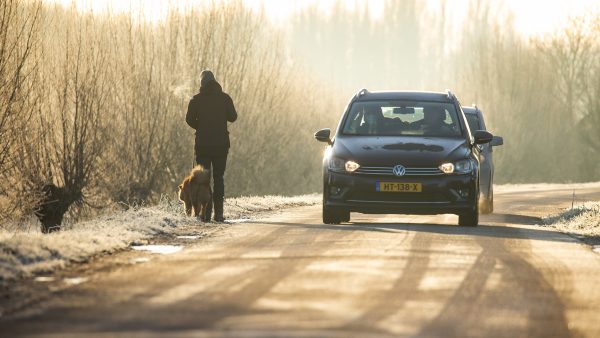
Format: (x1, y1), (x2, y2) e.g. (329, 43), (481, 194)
(178, 165), (212, 221)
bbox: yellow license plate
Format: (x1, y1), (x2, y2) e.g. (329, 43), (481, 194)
(377, 182), (422, 192)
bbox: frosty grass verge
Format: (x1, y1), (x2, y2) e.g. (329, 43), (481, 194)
(543, 202), (600, 242)
(0, 194), (320, 282)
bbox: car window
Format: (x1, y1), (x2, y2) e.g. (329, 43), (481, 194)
(342, 101), (462, 137)
(465, 113), (482, 132)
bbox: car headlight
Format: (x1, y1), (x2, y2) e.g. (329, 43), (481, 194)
(439, 159), (473, 174)
(455, 159), (473, 173)
(328, 157), (360, 173)
(345, 160), (360, 172)
(328, 156), (345, 171)
(439, 163), (454, 174)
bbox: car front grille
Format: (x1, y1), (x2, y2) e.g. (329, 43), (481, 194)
(347, 192), (449, 203)
(355, 166), (443, 176)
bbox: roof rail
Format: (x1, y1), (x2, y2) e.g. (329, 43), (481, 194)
(356, 88), (369, 99)
(446, 89), (455, 100)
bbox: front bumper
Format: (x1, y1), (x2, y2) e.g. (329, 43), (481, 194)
(324, 170), (477, 215)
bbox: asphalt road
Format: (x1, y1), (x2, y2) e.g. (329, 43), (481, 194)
(2, 185), (600, 337)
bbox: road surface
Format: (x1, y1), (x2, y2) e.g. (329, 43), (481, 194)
(2, 185), (600, 337)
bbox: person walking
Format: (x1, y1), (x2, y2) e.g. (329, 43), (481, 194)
(186, 70), (237, 222)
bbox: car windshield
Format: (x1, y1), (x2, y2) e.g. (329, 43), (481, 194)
(465, 113), (482, 132)
(342, 101), (463, 137)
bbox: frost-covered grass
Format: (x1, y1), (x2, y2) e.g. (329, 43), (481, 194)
(223, 194), (320, 216)
(495, 182), (600, 194)
(543, 202), (600, 243)
(0, 194), (320, 282)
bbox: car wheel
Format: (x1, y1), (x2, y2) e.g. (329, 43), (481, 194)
(479, 187), (494, 215)
(480, 191), (494, 214)
(459, 195), (479, 227)
(323, 204), (342, 224)
(459, 208), (479, 226)
(480, 199), (491, 214)
(340, 209), (350, 223)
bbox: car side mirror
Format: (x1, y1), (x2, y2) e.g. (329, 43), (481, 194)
(473, 130), (493, 144)
(314, 128), (332, 145)
(490, 135), (503, 146)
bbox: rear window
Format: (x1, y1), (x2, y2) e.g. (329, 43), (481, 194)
(465, 113), (482, 132)
(342, 101), (463, 137)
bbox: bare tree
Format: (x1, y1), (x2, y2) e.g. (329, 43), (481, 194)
(0, 1), (41, 220)
(536, 16), (595, 122)
(577, 15), (600, 176)
(6, 7), (110, 231)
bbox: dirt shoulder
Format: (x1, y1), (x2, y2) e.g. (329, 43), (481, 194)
(0, 195), (320, 284)
(0, 197), (321, 318)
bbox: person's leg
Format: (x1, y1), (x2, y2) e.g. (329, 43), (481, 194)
(195, 148), (213, 220)
(195, 150), (211, 171)
(211, 151), (228, 222)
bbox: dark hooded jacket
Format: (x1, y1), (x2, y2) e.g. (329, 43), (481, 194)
(186, 81), (238, 149)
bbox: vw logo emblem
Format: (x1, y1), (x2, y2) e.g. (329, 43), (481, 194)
(393, 165), (406, 176)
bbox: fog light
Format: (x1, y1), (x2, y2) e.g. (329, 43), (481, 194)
(330, 186), (342, 196)
(345, 161), (360, 172)
(458, 188), (469, 198)
(439, 163), (454, 174)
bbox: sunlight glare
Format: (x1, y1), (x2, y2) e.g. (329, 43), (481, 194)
(48, 0), (599, 36)
(425, 0), (600, 36)
(505, 0), (600, 36)
(48, 0), (386, 23)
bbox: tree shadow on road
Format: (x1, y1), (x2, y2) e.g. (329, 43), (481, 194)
(253, 215), (576, 244)
(480, 213), (541, 225)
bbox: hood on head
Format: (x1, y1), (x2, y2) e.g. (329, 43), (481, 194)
(200, 70), (215, 87)
(197, 81), (223, 96)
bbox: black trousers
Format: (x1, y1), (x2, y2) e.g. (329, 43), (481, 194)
(195, 147), (228, 201)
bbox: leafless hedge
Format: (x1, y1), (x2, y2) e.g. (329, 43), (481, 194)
(0, 1), (338, 227)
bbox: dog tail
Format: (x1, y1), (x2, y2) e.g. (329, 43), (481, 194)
(191, 165), (210, 184)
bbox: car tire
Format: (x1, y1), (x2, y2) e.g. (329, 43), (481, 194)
(323, 182), (342, 224)
(480, 193), (494, 214)
(323, 204), (342, 224)
(481, 197), (494, 215)
(459, 208), (478, 227)
(459, 197), (479, 227)
(480, 199), (491, 214)
(340, 209), (350, 223)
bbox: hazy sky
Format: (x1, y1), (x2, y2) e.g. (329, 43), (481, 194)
(49, 0), (600, 36)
